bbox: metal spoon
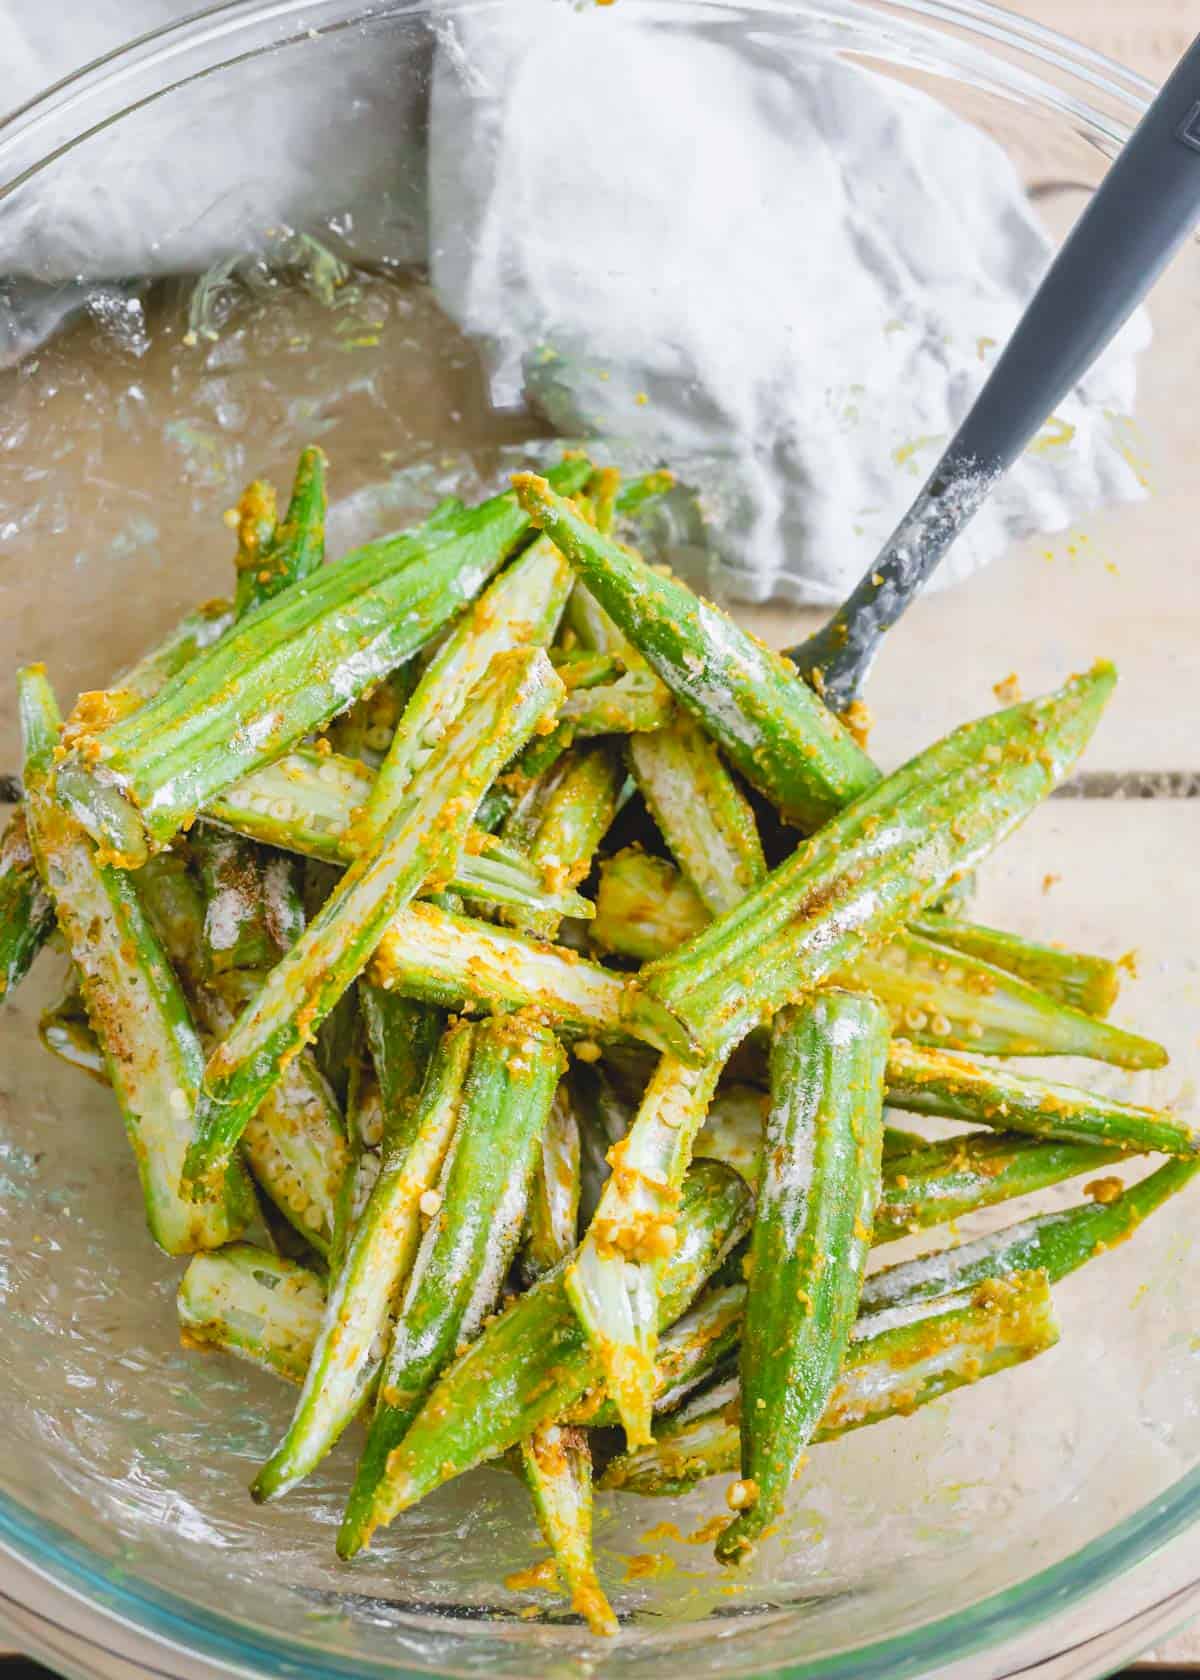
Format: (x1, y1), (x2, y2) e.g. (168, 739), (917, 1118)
(787, 33), (1200, 713)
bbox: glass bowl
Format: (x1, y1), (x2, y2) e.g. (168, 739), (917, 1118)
(2, 3), (1199, 1677)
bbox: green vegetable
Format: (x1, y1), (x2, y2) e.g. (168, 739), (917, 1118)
(252, 1021), (471, 1501)
(56, 459), (590, 864)
(717, 992), (889, 1562)
(19, 666), (253, 1255)
(0, 807), (54, 1000)
(505, 744), (622, 940)
(564, 1054), (725, 1447)
(624, 665), (1117, 1062)
(370, 900), (631, 1043)
(511, 473), (878, 828)
(525, 1086), (583, 1283)
(860, 1155), (1200, 1315)
(359, 982), (444, 1149)
(233, 445), (327, 616)
(517, 1426), (617, 1637)
(38, 978), (109, 1084)
(601, 1271), (1059, 1495)
(884, 1040), (1195, 1157)
(912, 914), (1122, 1018)
(207, 745), (593, 921)
(353, 1160), (751, 1543)
(628, 716), (766, 917)
(367, 531), (572, 824)
(183, 647), (563, 1197)
(177, 1245), (326, 1385)
(339, 1017), (564, 1556)
(842, 931), (1162, 1068)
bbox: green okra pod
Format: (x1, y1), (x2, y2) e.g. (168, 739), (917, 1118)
(183, 648), (564, 1197)
(133, 852), (347, 1257)
(625, 665), (1118, 1063)
(506, 743), (623, 941)
(253, 1021), (471, 1502)
(178, 1245), (327, 1385)
(524, 1086), (584, 1282)
(717, 992), (889, 1562)
(559, 671), (675, 739)
(884, 1040), (1196, 1157)
(56, 459), (590, 864)
(234, 445), (327, 616)
(367, 532), (572, 824)
(339, 1017), (565, 1556)
(352, 1160), (751, 1542)
(511, 473), (878, 828)
(38, 978), (109, 1084)
(572, 1060), (634, 1228)
(564, 1054), (725, 1448)
(370, 899), (631, 1042)
(859, 1154), (1200, 1316)
(912, 913), (1121, 1018)
(19, 666), (254, 1255)
(359, 981), (444, 1150)
(208, 746), (592, 921)
(628, 717), (766, 917)
(601, 1271), (1059, 1496)
(517, 1425), (617, 1637)
(873, 1132), (1132, 1242)
(0, 806), (55, 1000)
(841, 932), (1162, 1069)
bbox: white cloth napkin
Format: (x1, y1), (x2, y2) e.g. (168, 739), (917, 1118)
(1, 0), (1151, 604)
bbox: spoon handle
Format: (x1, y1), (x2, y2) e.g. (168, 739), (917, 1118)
(791, 34), (1200, 712)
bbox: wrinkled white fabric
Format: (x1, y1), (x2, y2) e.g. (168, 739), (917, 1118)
(429, 2), (1150, 603)
(2, 0), (1150, 602)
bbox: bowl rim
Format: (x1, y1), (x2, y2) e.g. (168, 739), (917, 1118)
(0, 3), (1192, 1678)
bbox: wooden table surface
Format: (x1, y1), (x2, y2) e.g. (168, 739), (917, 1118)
(1, 1), (1197, 1675)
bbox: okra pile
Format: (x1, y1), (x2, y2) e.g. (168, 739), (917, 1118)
(7, 445), (1195, 1635)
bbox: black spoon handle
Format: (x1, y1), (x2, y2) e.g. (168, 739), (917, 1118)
(788, 33), (1200, 712)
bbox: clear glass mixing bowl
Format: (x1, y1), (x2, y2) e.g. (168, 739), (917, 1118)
(2, 3), (1199, 1677)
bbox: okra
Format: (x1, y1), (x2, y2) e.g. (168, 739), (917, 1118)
(354, 1160), (751, 1541)
(601, 1271), (1059, 1496)
(234, 445), (327, 616)
(515, 1077), (614, 1637)
(253, 1021), (471, 1502)
(717, 992), (889, 1561)
(191, 826), (279, 973)
(625, 666), (1117, 1063)
(208, 746), (592, 920)
(884, 1040), (1196, 1157)
(56, 459), (590, 863)
(551, 649), (625, 690)
(359, 982), (444, 1150)
(507, 744), (623, 941)
(38, 978), (108, 1084)
(912, 913), (1121, 1019)
(370, 900), (631, 1043)
(873, 1132), (1131, 1242)
(572, 1061), (634, 1228)
(178, 1245), (326, 1385)
(842, 932), (1162, 1068)
(0, 598), (236, 1002)
(512, 474), (879, 828)
(859, 1155), (1200, 1316)
(569, 1279), (745, 1430)
(565, 1054), (725, 1447)
(525, 1086), (584, 1282)
(518, 1426), (617, 1637)
(0, 807), (54, 1000)
(19, 667), (254, 1255)
(367, 533), (572, 824)
(628, 717), (766, 917)
(559, 671), (675, 739)
(592, 846), (709, 962)
(183, 648), (563, 1196)
(339, 1017), (565, 1555)
(695, 1079), (1134, 1237)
